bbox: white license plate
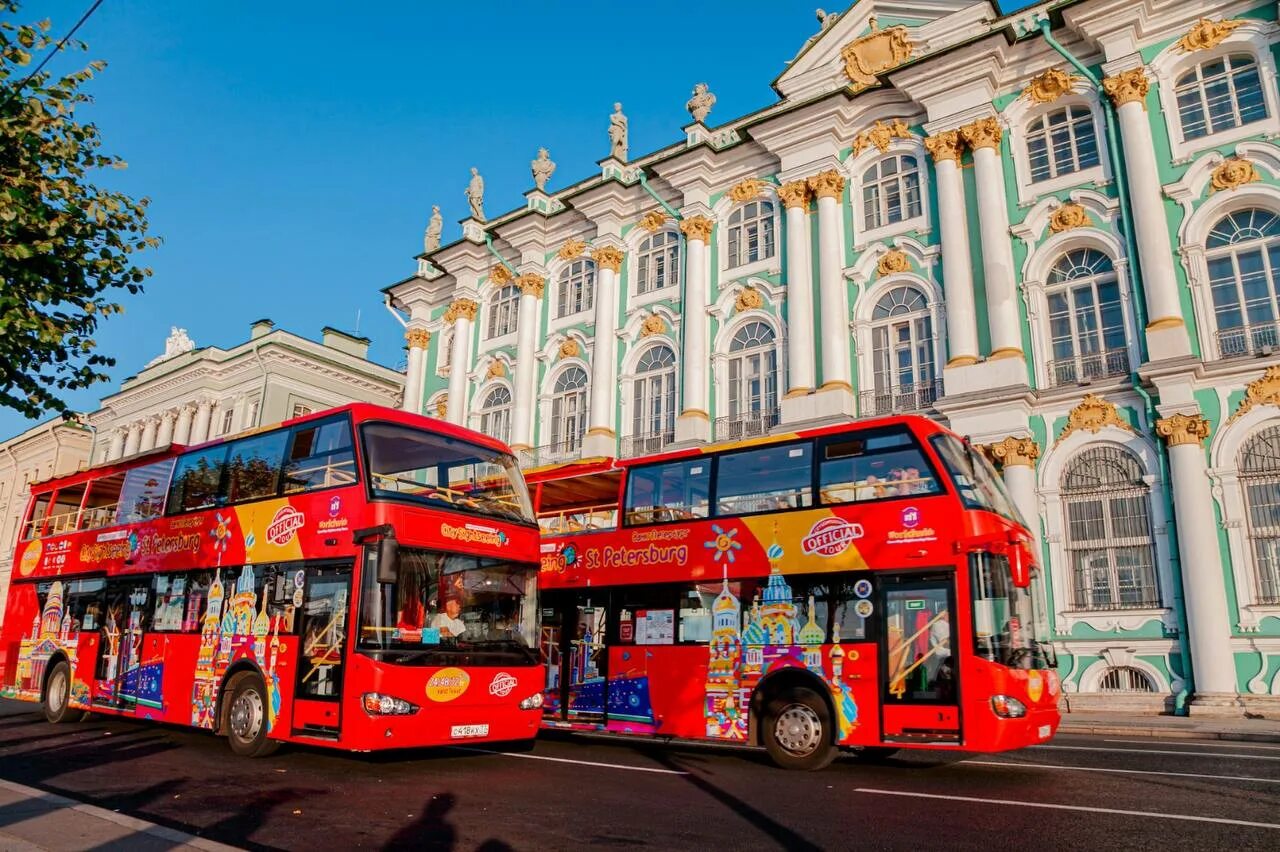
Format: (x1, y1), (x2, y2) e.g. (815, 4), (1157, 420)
(450, 724), (490, 739)
(1038, 725), (1052, 739)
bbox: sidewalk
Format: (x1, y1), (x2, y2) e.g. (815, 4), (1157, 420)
(1059, 711), (1280, 743)
(0, 780), (242, 852)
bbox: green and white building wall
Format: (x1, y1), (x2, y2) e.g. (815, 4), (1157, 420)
(386, 0), (1280, 716)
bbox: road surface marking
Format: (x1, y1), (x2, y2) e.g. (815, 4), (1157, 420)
(453, 747), (688, 775)
(854, 788), (1280, 829)
(1102, 738), (1280, 752)
(967, 759), (1280, 785)
(1033, 744), (1280, 761)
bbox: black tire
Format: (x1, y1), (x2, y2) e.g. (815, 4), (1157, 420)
(761, 686), (837, 771)
(42, 660), (85, 724)
(224, 674), (280, 758)
(848, 746), (899, 762)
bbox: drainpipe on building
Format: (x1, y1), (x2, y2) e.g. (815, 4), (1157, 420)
(638, 170), (691, 433)
(484, 233), (519, 278)
(252, 343), (269, 429)
(1038, 19), (1193, 714)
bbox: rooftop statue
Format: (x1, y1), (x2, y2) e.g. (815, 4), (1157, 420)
(686, 83), (716, 124)
(424, 205), (442, 252)
(608, 102), (628, 162)
(465, 167), (485, 221)
(531, 147), (556, 191)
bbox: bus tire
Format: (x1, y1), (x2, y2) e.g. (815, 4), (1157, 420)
(225, 674), (279, 758)
(42, 660), (85, 724)
(849, 746), (899, 762)
(761, 686), (836, 771)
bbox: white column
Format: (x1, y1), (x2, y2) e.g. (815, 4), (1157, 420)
(960, 117), (1022, 361)
(139, 417), (159, 452)
(122, 423), (142, 457)
(444, 298), (477, 425)
(780, 181), (815, 394)
(157, 410), (176, 447)
(511, 274), (544, 452)
(191, 399), (213, 444)
(925, 132), (980, 366)
(988, 437), (1040, 530)
(809, 170), (853, 394)
(675, 216), (712, 443)
(585, 247), (623, 457)
(106, 429), (125, 461)
(403, 327), (431, 414)
(174, 405), (195, 445)
(1157, 413), (1238, 698)
(1103, 68), (1190, 359)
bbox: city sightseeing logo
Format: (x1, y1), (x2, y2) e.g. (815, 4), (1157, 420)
(266, 506), (306, 546)
(441, 522), (507, 547)
(888, 505), (937, 545)
(801, 517), (865, 557)
(489, 672), (518, 698)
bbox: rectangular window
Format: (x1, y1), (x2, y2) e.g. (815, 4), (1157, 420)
(47, 482), (87, 535)
(219, 408), (235, 436)
(624, 459), (710, 524)
(151, 573), (188, 632)
(115, 458), (176, 525)
(292, 404), (313, 419)
(246, 401), (261, 429)
(282, 416), (356, 494)
(225, 430), (289, 503)
(818, 428), (942, 505)
(23, 493), (52, 540)
(168, 445), (230, 513)
(82, 472), (125, 531)
(715, 443), (813, 516)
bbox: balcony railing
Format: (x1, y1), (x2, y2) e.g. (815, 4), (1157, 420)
(858, 380), (941, 417)
(715, 408), (780, 441)
(621, 429), (675, 458)
(524, 436), (584, 468)
(1216, 321), (1280, 360)
(1045, 347), (1131, 387)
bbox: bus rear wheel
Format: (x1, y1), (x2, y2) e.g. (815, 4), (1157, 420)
(225, 674), (280, 758)
(42, 661), (85, 724)
(762, 686), (836, 771)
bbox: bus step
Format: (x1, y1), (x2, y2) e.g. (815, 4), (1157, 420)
(292, 724), (341, 741)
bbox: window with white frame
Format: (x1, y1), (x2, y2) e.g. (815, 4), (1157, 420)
(862, 155), (922, 231)
(487, 284), (519, 338)
(1061, 445), (1159, 611)
(549, 366), (588, 453)
(1239, 423), (1280, 605)
(867, 286), (936, 415)
(631, 345), (676, 443)
(727, 201), (775, 268)
(556, 259), (596, 318)
(1045, 249), (1128, 385)
(1026, 105), (1100, 182)
(246, 400), (260, 428)
(219, 408), (235, 436)
(1175, 53), (1269, 141)
(1206, 208), (1280, 357)
(478, 386), (513, 445)
(726, 322), (778, 429)
(292, 404), (312, 419)
(636, 231), (680, 295)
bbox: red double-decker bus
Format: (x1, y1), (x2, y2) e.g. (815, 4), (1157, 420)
(0, 403), (545, 756)
(527, 415), (1059, 769)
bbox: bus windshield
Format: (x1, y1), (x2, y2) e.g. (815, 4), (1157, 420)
(930, 433), (1023, 524)
(362, 423), (535, 524)
(969, 552), (1054, 670)
(358, 548), (539, 662)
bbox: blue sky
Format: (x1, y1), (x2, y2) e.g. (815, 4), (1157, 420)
(5, 0), (1040, 438)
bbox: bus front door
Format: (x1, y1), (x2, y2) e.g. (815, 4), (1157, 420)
(539, 591), (608, 726)
(94, 578), (154, 713)
(879, 573), (961, 744)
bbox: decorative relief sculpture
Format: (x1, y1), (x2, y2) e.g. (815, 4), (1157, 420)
(1229, 365), (1280, 423)
(609, 102), (628, 162)
(1023, 68), (1077, 104)
(436, 395), (448, 417)
(679, 215), (715, 242)
(853, 118), (911, 155)
(840, 16), (914, 91)
(640, 314), (667, 337)
(639, 210), (669, 232)
(424, 205), (443, 252)
(923, 130), (963, 163)
(1048, 202), (1094, 234)
(531, 148), (556, 191)
(1101, 68), (1150, 109)
(1177, 17), (1244, 52)
(686, 82), (716, 124)
(559, 338), (581, 359)
(727, 177), (764, 203)
(816, 8), (839, 30)
(1210, 157), (1261, 192)
(465, 167), (485, 220)
(490, 263), (514, 286)
(1056, 393), (1137, 445)
(487, 361), (507, 379)
(876, 248), (910, 276)
(777, 180), (811, 209)
(558, 238), (587, 261)
(1155, 413), (1212, 447)
(735, 287), (763, 312)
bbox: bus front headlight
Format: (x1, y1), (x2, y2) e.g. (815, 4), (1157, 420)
(990, 695), (1027, 718)
(519, 692), (544, 710)
(362, 693), (419, 716)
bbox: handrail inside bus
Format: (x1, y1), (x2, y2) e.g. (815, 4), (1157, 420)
(537, 503), (618, 534)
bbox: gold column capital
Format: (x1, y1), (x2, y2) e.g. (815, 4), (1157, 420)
(591, 245), (625, 273)
(679, 215), (715, 243)
(404, 328), (431, 350)
(806, 169), (846, 199)
(983, 436), (1041, 468)
(515, 273), (545, 298)
(1102, 67), (1150, 109)
(443, 298), (478, 323)
(1156, 412), (1211, 447)
(923, 130), (964, 163)
(959, 116), (1002, 151)
(777, 180), (812, 209)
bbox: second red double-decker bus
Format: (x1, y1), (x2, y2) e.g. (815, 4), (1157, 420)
(0, 403), (544, 756)
(527, 415), (1059, 769)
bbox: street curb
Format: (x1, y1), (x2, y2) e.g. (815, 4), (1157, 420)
(0, 779), (243, 852)
(1058, 724), (1280, 743)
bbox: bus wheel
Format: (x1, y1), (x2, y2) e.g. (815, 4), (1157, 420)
(762, 686), (836, 771)
(226, 675), (280, 758)
(42, 661), (85, 724)
(849, 746), (899, 762)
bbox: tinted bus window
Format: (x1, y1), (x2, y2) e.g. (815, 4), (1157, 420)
(226, 431), (289, 503)
(283, 417), (355, 493)
(818, 429), (941, 504)
(116, 458), (176, 524)
(168, 445), (229, 513)
(715, 443), (813, 516)
(625, 459), (710, 524)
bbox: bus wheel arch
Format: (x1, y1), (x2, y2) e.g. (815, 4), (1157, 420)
(217, 664), (279, 758)
(750, 668), (838, 770)
(41, 654), (85, 724)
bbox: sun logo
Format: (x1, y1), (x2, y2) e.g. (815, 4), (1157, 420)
(704, 525), (742, 563)
(210, 513), (232, 553)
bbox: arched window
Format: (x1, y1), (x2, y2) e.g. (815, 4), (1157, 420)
(724, 322), (778, 438)
(478, 386), (512, 445)
(1239, 423), (1280, 604)
(1045, 249), (1128, 385)
(549, 366), (588, 456)
(487, 285), (519, 338)
(1098, 666), (1156, 693)
(727, 201), (775, 268)
(867, 286), (936, 415)
(1206, 208), (1280, 357)
(556, 259), (596, 318)
(1175, 54), (1268, 140)
(1061, 446), (1159, 611)
(636, 231), (680, 295)
(629, 345), (677, 453)
(862, 155), (922, 231)
(1026, 105), (1100, 182)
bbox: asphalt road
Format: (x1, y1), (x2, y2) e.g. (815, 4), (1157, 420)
(0, 699), (1277, 851)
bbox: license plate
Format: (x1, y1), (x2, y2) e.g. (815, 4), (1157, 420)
(1038, 725), (1051, 739)
(451, 724), (490, 739)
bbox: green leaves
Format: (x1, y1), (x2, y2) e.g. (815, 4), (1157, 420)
(0, 1), (159, 420)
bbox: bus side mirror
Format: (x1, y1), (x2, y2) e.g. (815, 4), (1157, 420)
(377, 535), (400, 584)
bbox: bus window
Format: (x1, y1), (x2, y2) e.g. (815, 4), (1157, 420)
(624, 459), (710, 525)
(82, 472), (125, 531)
(715, 443), (813, 516)
(283, 417), (355, 493)
(225, 431), (289, 503)
(47, 482), (87, 535)
(818, 429), (941, 505)
(21, 493), (52, 540)
(930, 433), (1022, 523)
(168, 445), (231, 513)
(151, 574), (188, 632)
(116, 458), (176, 524)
